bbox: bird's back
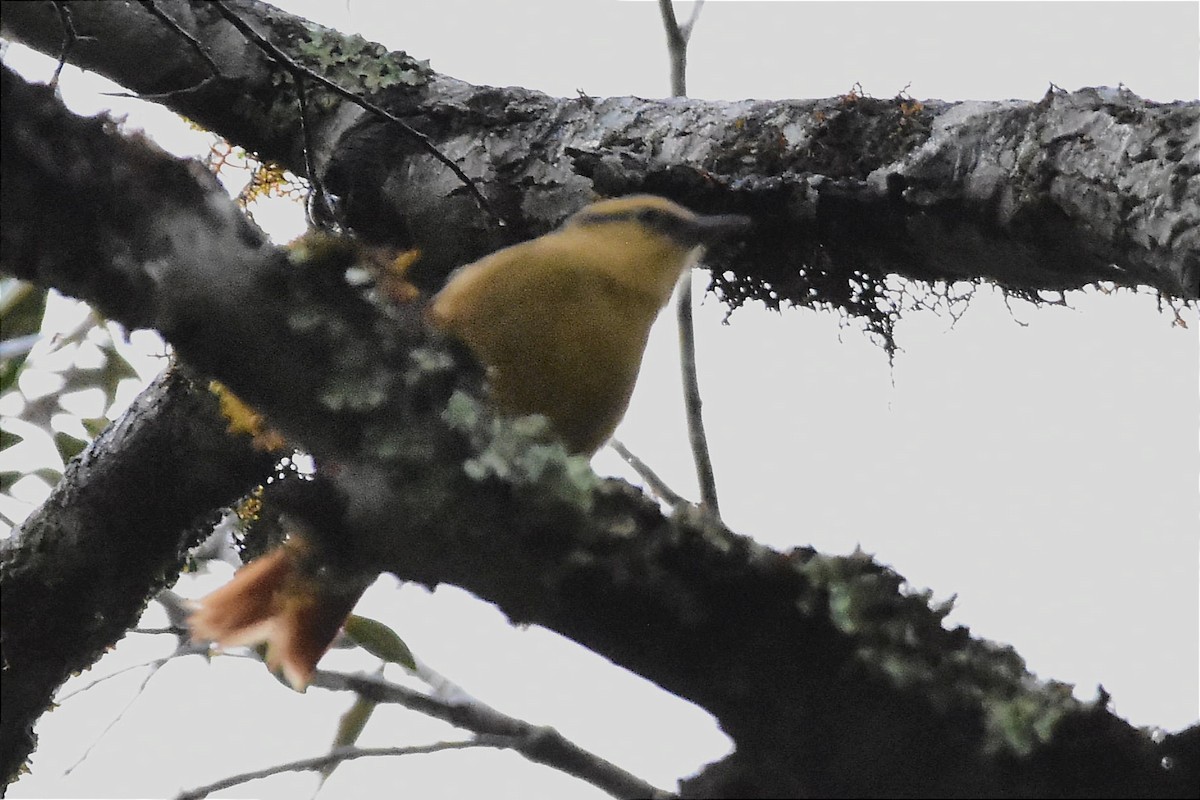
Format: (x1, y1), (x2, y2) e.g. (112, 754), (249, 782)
(429, 232), (666, 454)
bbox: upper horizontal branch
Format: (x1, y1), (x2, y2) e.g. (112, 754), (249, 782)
(1, 0), (1194, 348)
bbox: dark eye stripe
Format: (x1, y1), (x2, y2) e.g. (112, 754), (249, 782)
(572, 208), (640, 226)
(573, 207), (697, 242)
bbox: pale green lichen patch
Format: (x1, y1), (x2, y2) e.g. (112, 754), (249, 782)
(442, 388), (484, 434)
(317, 370), (389, 413)
(797, 549), (1081, 758)
(406, 346), (458, 387)
(981, 679), (1075, 756)
(443, 390), (598, 511)
(242, 22), (434, 138)
(291, 25), (431, 110)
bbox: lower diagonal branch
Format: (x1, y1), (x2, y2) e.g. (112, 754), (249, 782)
(0, 369), (275, 785)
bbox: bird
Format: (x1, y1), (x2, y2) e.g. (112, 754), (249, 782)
(189, 194), (751, 689)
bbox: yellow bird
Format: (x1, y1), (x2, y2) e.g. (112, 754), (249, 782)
(189, 195), (750, 688)
(430, 194), (750, 452)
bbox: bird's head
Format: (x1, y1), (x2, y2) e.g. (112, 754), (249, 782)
(559, 195), (751, 302)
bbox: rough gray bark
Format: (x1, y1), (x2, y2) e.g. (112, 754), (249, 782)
(2, 63), (1195, 798)
(0, 367), (276, 788)
(1, 1), (1194, 350)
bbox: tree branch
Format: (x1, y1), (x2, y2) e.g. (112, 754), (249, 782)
(176, 739), (506, 800)
(609, 438), (687, 508)
(657, 0), (688, 97)
(310, 671), (673, 800)
(203, 0), (499, 225)
(0, 367), (275, 785)
(657, 0), (721, 515)
(1, 0), (1193, 328)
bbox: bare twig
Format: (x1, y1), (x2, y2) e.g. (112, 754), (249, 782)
(0, 333), (39, 360)
(128, 625), (189, 635)
(672, 277), (720, 515)
(312, 669), (674, 799)
(657, 0), (705, 97)
(57, 639), (209, 774)
(609, 438), (687, 509)
(656, 2), (720, 515)
(207, 0), (501, 226)
(54, 646), (199, 704)
(680, 0), (706, 40)
(135, 0), (223, 76)
(52, 592), (206, 772)
(49, 2), (71, 89)
(156, 584), (672, 800)
(49, 1), (94, 89)
(136, 1), (321, 221)
(293, 71), (335, 228)
(175, 739), (505, 800)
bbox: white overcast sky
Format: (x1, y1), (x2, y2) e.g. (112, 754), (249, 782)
(4, 2), (1198, 799)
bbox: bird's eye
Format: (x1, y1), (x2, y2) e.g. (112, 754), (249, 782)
(637, 207), (662, 226)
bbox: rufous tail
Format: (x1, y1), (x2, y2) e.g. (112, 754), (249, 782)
(188, 539), (364, 691)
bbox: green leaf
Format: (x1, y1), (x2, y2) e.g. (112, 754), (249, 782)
(97, 347), (141, 409)
(0, 281), (48, 395)
(53, 431), (90, 465)
(0, 280), (47, 337)
(81, 417), (110, 439)
(61, 363), (105, 394)
(0, 427), (22, 452)
(342, 615), (416, 670)
(0, 470), (21, 495)
(0, 360), (23, 398)
(320, 694), (377, 781)
(32, 467), (63, 485)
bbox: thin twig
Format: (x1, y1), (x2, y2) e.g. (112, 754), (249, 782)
(58, 640), (208, 774)
(673, 278), (720, 515)
(680, 0), (706, 41)
(657, 0), (705, 95)
(49, 3), (71, 89)
(411, 654), (492, 707)
(49, 1), (92, 90)
(129, 625), (189, 635)
(312, 669), (674, 799)
(609, 438), (687, 509)
(54, 646), (198, 704)
(656, 2), (720, 515)
(136, 0), (315, 218)
(55, 592), (206, 772)
(135, 0), (223, 76)
(0, 334), (40, 360)
(175, 739), (504, 800)
(207, 0), (501, 226)
(293, 72), (335, 228)
(163, 598), (672, 800)
(656, 0), (686, 96)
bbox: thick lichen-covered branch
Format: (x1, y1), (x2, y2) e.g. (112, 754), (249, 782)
(0, 369), (276, 786)
(2, 0), (1194, 356)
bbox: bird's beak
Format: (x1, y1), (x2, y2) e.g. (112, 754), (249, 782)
(689, 212), (753, 245)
